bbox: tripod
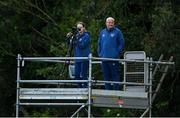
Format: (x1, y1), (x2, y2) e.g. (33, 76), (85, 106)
(59, 34), (76, 81)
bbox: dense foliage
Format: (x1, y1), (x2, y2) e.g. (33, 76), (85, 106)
(0, 0), (179, 117)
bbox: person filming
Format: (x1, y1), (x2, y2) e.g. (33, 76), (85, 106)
(69, 22), (90, 88)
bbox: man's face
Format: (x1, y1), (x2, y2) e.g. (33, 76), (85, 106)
(106, 19), (114, 29)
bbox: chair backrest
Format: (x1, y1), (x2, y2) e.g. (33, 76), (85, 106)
(124, 51), (148, 92)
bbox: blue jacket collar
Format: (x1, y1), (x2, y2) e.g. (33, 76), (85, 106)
(106, 27), (115, 32)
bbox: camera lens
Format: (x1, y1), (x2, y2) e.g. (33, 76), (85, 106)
(77, 28), (81, 31)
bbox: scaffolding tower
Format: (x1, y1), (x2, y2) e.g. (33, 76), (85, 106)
(16, 51), (174, 117)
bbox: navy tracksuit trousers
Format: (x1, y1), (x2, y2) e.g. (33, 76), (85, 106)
(75, 61), (89, 88)
(101, 61), (120, 90)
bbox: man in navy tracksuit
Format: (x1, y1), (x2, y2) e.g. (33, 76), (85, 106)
(74, 22), (90, 88)
(98, 17), (124, 90)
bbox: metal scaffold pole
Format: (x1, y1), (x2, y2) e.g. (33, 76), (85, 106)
(88, 53), (92, 118)
(149, 57), (153, 117)
(16, 54), (21, 118)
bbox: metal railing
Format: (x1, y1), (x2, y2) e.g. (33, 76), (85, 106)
(16, 53), (174, 117)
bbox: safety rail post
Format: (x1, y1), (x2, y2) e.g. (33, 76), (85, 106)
(88, 53), (92, 118)
(149, 57), (153, 117)
(16, 54), (21, 118)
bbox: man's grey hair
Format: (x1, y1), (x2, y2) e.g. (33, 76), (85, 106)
(106, 17), (115, 22)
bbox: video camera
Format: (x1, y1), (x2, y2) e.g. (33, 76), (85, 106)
(71, 27), (81, 35)
(67, 27), (80, 37)
(66, 27), (80, 45)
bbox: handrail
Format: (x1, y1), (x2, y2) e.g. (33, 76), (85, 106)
(18, 56), (174, 65)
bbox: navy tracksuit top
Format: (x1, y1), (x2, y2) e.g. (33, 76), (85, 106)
(98, 27), (124, 58)
(74, 32), (90, 62)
